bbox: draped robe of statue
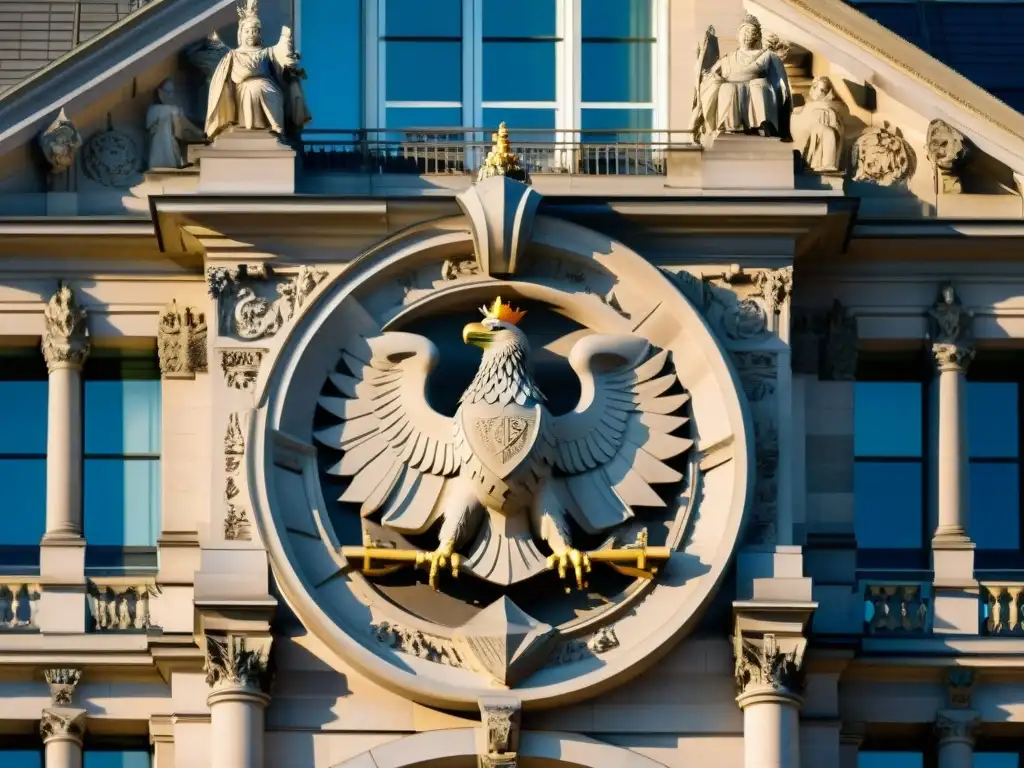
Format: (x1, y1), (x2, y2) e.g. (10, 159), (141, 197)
(701, 47), (790, 136)
(205, 34), (310, 139)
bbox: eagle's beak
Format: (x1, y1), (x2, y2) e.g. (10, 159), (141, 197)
(462, 322), (492, 348)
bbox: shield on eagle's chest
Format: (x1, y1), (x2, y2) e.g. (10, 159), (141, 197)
(462, 403), (542, 480)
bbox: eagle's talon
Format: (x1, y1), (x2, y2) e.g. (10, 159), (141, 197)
(417, 544), (459, 590)
(547, 548), (591, 591)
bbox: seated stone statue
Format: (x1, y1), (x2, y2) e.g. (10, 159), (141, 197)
(798, 76), (844, 173)
(146, 79), (205, 170)
(689, 16), (791, 142)
(205, 0), (311, 140)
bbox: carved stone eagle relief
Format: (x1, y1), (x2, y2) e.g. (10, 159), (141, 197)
(314, 297), (692, 591)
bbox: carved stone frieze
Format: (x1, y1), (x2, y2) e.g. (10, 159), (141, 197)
(220, 349), (265, 391)
(479, 696), (521, 768)
(732, 352), (778, 544)
(38, 108), (82, 175)
(369, 621), (465, 667)
(929, 284), (974, 372)
(546, 626), (620, 666)
(926, 119), (969, 194)
(224, 413), (252, 541)
(204, 634), (272, 694)
(158, 300), (208, 377)
(40, 708), (87, 744)
(211, 265), (327, 340)
(851, 122), (915, 186)
(42, 283), (90, 372)
(734, 633), (806, 697)
(43, 668), (81, 705)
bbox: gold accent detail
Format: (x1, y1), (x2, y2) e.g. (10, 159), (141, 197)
(478, 122), (529, 181)
(480, 296), (527, 325)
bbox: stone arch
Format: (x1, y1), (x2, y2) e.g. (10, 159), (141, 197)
(330, 728), (670, 768)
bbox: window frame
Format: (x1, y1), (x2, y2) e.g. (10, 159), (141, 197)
(361, 0), (668, 132)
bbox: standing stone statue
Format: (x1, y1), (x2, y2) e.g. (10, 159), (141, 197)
(205, 0), (311, 140)
(799, 76), (844, 173)
(689, 16), (791, 142)
(146, 79), (205, 170)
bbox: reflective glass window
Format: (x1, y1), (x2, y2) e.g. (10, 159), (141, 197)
(83, 360), (161, 549)
(483, 0), (555, 37)
(859, 754), (923, 768)
(483, 42), (556, 101)
(385, 42), (462, 102)
(581, 108), (652, 140)
(385, 0), (461, 37)
(581, 42), (653, 103)
(581, 0), (653, 39)
(971, 462), (1019, 550)
(974, 755), (1019, 768)
(855, 382), (922, 458)
(969, 382), (1018, 458)
(0, 752), (41, 768)
(855, 462), (924, 549)
(301, 0), (361, 129)
(84, 753), (151, 768)
(0, 354), (48, 549)
(482, 108), (556, 142)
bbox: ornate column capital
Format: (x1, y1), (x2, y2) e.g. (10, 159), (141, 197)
(734, 632), (806, 704)
(42, 283), (90, 372)
(40, 707), (87, 745)
(43, 668), (81, 706)
(946, 667), (975, 709)
(928, 284), (974, 372)
(935, 709), (980, 747)
(203, 633), (272, 700)
(158, 300), (208, 378)
(478, 695), (521, 768)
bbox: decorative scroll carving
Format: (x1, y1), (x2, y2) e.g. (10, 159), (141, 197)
(479, 696), (521, 768)
(82, 120), (141, 188)
(88, 582), (154, 631)
(38, 108), (82, 175)
(204, 634), (272, 693)
(42, 283), (90, 372)
(732, 352), (778, 544)
(158, 300), (208, 377)
(0, 582), (40, 628)
(734, 633), (805, 696)
(946, 668), (974, 709)
(545, 626), (620, 666)
(851, 122), (914, 186)
(369, 621), (465, 667)
(44, 669), (81, 705)
(224, 413), (252, 541)
(40, 708), (86, 744)
(926, 119), (969, 194)
(220, 349), (265, 391)
(929, 284), (974, 372)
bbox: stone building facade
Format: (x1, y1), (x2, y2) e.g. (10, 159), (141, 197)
(1, 0), (1024, 767)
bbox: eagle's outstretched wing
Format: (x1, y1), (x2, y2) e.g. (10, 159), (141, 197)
(315, 332), (461, 534)
(545, 335), (693, 533)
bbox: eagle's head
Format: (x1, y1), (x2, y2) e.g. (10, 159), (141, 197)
(460, 297), (544, 405)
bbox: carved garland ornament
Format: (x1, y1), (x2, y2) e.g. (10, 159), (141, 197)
(157, 300), (208, 377)
(42, 283), (90, 371)
(224, 413), (252, 541)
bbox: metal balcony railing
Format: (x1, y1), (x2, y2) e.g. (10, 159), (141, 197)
(300, 128), (695, 177)
(0, 0), (152, 94)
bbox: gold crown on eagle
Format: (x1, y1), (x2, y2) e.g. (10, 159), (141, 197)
(480, 296), (527, 325)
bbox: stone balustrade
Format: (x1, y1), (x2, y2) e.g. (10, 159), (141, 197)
(980, 583), (1024, 635)
(87, 579), (157, 632)
(864, 582), (931, 634)
(0, 578), (41, 629)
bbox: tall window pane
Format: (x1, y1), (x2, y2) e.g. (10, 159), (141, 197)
(581, 42), (653, 102)
(385, 0), (460, 37)
(483, 42), (556, 101)
(0, 354), (48, 553)
(385, 42), (462, 102)
(974, 755), (1019, 768)
(84, 752), (151, 768)
(301, 0), (361, 128)
(0, 752), (41, 768)
(83, 359), (161, 550)
(969, 382), (1018, 458)
(854, 381), (924, 550)
(968, 381), (1019, 552)
(859, 755), (923, 768)
(581, 0), (653, 38)
(483, 0), (555, 37)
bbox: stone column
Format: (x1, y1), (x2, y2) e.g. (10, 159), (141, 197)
(41, 283), (90, 541)
(928, 285), (978, 633)
(935, 710), (979, 768)
(41, 668), (85, 768)
(735, 633), (806, 768)
(204, 634), (272, 768)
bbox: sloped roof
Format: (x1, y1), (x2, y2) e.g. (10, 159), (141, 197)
(847, 1), (1024, 112)
(0, 1), (153, 95)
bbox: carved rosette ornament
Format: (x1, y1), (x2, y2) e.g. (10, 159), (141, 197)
(734, 633), (806, 699)
(929, 284), (974, 372)
(926, 119), (969, 194)
(42, 283), (90, 372)
(203, 634), (272, 695)
(40, 708), (87, 744)
(851, 122), (915, 186)
(158, 301), (208, 377)
(43, 668), (81, 706)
